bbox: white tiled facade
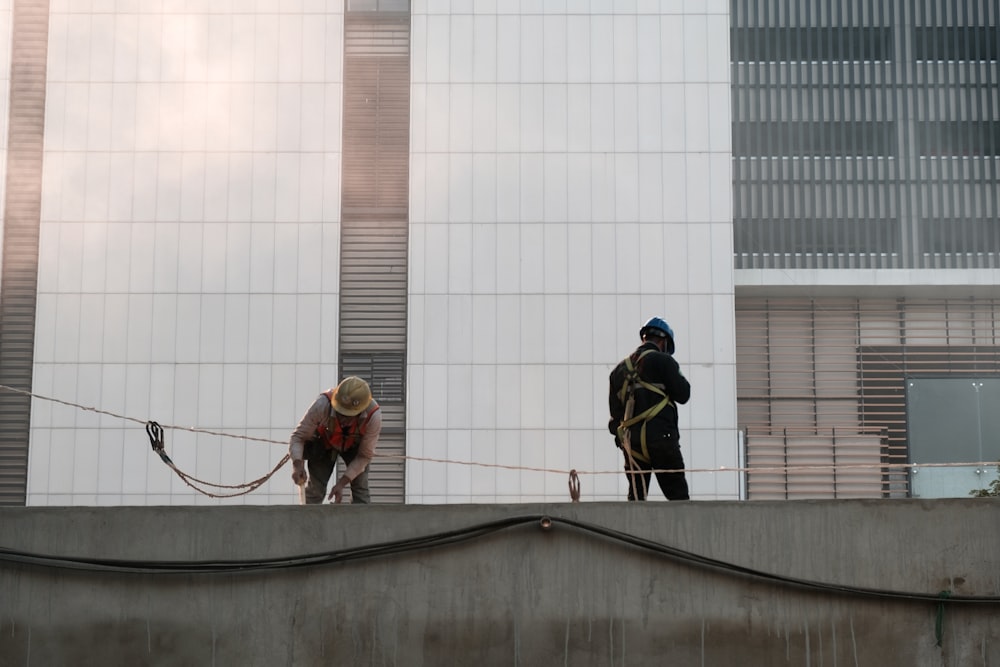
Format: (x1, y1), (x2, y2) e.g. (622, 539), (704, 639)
(21, 0), (738, 505)
(29, 1), (346, 505)
(406, 0), (738, 502)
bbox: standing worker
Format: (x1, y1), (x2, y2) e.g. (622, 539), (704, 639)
(289, 376), (382, 504)
(608, 317), (691, 501)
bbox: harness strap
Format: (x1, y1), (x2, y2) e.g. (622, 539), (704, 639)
(317, 393), (378, 452)
(616, 349), (674, 465)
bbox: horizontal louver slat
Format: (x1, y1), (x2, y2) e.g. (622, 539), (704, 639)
(737, 297), (1000, 499)
(0, 0), (49, 506)
(338, 12), (410, 504)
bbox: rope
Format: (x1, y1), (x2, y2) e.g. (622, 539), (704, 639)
(617, 355), (650, 498)
(0, 383), (285, 447)
(144, 420), (289, 498)
(377, 451), (999, 478)
(568, 470), (580, 502)
(935, 589), (952, 647)
(618, 393), (648, 499)
(2, 383), (998, 493)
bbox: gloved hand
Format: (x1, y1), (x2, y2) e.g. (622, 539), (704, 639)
(291, 459), (307, 486)
(327, 482), (345, 504)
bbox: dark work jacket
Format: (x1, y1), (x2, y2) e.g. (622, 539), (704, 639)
(608, 341), (691, 443)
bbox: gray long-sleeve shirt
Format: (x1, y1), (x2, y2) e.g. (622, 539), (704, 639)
(289, 393), (382, 481)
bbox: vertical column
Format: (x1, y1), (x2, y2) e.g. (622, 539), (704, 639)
(339, 4), (411, 503)
(0, 0), (50, 506)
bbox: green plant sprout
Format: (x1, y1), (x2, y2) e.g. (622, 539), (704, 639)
(969, 465), (1000, 497)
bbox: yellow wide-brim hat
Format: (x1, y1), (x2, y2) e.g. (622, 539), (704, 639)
(331, 376), (372, 416)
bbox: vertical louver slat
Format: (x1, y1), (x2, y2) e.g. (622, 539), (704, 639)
(745, 428), (888, 500)
(737, 297), (1000, 499)
(339, 11), (410, 504)
(0, 0), (50, 506)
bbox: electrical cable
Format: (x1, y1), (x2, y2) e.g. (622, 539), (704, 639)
(551, 516), (1000, 605)
(2, 514), (999, 605)
(0, 515), (539, 575)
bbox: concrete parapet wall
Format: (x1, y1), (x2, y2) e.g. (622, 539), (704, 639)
(1, 500), (999, 666)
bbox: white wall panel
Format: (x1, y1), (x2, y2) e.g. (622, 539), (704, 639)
(590, 16), (614, 82)
(27, 3), (345, 505)
(495, 16), (519, 81)
(24, 1), (735, 506)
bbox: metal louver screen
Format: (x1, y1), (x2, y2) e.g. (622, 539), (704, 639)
(737, 297), (1000, 499)
(340, 219), (408, 351)
(338, 11), (410, 504)
(340, 354), (405, 405)
(731, 0), (1000, 270)
(342, 15), (409, 213)
(340, 353), (405, 503)
(0, 0), (50, 506)
(745, 428), (888, 500)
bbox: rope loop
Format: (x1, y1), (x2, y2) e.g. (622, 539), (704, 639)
(144, 419), (288, 498)
(145, 421), (173, 465)
(568, 469), (581, 502)
(145, 421), (163, 450)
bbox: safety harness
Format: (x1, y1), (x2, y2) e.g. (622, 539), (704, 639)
(616, 349), (673, 465)
(314, 391), (379, 452)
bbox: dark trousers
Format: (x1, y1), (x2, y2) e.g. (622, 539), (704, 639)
(302, 440), (370, 504)
(622, 434), (689, 501)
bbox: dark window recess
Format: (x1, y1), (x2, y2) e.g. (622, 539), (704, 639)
(733, 121), (898, 157)
(731, 27), (893, 62)
(860, 345), (1000, 494)
(347, 0), (409, 11)
(914, 26), (998, 61)
(339, 353), (405, 404)
(734, 218), (901, 255)
(907, 377), (1000, 465)
(917, 121), (1000, 157)
(919, 218), (1000, 254)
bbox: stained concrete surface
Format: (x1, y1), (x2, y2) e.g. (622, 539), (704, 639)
(1, 500), (998, 666)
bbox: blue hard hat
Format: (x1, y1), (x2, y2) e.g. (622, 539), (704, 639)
(639, 316), (675, 353)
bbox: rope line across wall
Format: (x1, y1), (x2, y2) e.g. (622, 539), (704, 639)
(2, 384), (997, 497)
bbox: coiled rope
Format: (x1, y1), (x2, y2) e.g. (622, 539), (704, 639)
(145, 421), (289, 498)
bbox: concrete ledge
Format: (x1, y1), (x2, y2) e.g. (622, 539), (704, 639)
(735, 268), (1000, 298)
(1, 500), (998, 665)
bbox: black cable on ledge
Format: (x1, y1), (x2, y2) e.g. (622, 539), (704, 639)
(2, 514), (999, 605)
